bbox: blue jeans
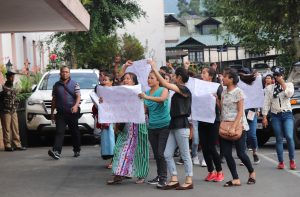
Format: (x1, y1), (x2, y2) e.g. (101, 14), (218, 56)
(191, 120), (199, 157)
(164, 128), (193, 177)
(271, 112), (295, 162)
(245, 109), (258, 151)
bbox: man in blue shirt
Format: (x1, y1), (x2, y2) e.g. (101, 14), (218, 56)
(48, 66), (81, 160)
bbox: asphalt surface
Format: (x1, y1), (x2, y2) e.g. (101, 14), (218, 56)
(0, 140), (300, 197)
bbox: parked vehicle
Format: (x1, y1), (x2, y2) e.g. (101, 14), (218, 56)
(252, 63), (272, 76)
(257, 62), (300, 148)
(25, 69), (99, 139)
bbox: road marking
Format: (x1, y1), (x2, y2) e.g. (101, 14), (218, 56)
(258, 153), (300, 178)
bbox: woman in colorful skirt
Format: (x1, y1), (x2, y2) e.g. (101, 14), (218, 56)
(107, 72), (149, 184)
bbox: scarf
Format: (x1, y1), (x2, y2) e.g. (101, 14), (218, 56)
(273, 81), (283, 98)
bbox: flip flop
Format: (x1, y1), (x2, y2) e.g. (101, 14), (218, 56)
(224, 181), (241, 187)
(247, 177), (256, 185)
(107, 176), (123, 185)
(135, 178), (145, 184)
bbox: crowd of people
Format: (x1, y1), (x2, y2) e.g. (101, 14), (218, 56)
(45, 57), (297, 190)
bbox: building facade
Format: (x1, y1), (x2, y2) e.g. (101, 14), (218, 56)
(165, 14), (279, 70)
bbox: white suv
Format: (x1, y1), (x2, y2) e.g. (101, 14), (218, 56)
(26, 69), (99, 134)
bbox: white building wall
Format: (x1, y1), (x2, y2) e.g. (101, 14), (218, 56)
(0, 32), (51, 72)
(118, 0), (166, 66)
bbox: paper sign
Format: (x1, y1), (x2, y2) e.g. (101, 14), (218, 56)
(96, 84), (145, 123)
(238, 75), (264, 109)
(186, 77), (220, 123)
(125, 59), (151, 91)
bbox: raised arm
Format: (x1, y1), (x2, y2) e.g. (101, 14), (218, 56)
(148, 60), (182, 94)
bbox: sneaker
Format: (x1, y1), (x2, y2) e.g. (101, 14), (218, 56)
(290, 160), (296, 170)
(239, 162), (245, 166)
(48, 149), (60, 160)
(156, 179), (167, 188)
(192, 156), (200, 165)
(214, 172), (224, 182)
(253, 154), (260, 165)
(277, 162), (285, 169)
(205, 172), (217, 181)
(176, 159), (184, 165)
(201, 159), (207, 167)
(147, 176), (159, 185)
(74, 151), (80, 158)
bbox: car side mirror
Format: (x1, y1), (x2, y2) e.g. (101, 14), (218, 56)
(31, 84), (37, 92)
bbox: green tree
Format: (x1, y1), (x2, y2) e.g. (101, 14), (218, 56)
(189, 0), (201, 16)
(121, 33), (145, 61)
(49, 0), (144, 69)
(204, 0), (300, 66)
(178, 0), (201, 16)
(178, 0), (190, 17)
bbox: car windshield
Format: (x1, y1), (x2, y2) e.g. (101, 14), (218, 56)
(39, 72), (98, 90)
(253, 64), (269, 69)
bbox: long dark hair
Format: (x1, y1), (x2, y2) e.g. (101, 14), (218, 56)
(121, 72), (139, 85)
(202, 66), (217, 82)
(175, 67), (189, 83)
(224, 68), (239, 85)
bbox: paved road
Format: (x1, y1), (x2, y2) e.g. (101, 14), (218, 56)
(0, 141), (300, 197)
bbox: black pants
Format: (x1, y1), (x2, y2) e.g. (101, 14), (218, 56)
(221, 131), (254, 179)
(198, 121), (222, 172)
(148, 127), (170, 180)
(53, 112), (81, 153)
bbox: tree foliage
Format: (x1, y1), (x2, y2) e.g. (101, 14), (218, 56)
(49, 0), (144, 69)
(203, 0), (300, 66)
(178, 0), (201, 16)
(121, 33), (145, 61)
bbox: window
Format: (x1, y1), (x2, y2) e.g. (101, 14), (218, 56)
(189, 51), (203, 63)
(202, 24), (218, 35)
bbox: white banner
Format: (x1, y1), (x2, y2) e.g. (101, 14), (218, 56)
(125, 59), (151, 91)
(238, 75), (264, 109)
(186, 77), (220, 123)
(95, 84), (145, 123)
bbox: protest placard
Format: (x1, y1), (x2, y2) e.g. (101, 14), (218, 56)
(95, 84), (145, 123)
(186, 77), (220, 123)
(238, 75), (264, 109)
(125, 59), (151, 91)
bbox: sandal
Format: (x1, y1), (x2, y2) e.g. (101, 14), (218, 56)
(247, 177), (256, 185)
(224, 181), (241, 187)
(106, 163), (112, 169)
(162, 181), (180, 190)
(135, 178), (145, 184)
(107, 176), (123, 185)
(176, 182), (194, 190)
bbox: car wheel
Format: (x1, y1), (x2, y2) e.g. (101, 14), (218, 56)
(293, 114), (300, 149)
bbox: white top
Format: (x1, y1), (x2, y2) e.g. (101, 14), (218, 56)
(262, 82), (294, 115)
(221, 87), (249, 131)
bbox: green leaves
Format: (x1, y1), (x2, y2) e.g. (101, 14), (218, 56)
(204, 0), (300, 63)
(50, 0), (144, 69)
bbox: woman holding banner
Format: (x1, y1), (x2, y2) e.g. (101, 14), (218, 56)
(107, 72), (149, 185)
(149, 60), (193, 190)
(139, 71), (171, 188)
(198, 67), (224, 182)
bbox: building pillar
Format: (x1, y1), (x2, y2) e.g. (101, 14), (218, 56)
(11, 33), (17, 70)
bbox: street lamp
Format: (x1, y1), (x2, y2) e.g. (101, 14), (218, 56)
(6, 59), (12, 71)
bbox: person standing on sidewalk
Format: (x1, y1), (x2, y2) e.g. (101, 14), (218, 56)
(48, 66), (81, 159)
(0, 71), (26, 151)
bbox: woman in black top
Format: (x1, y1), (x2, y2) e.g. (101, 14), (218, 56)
(149, 60), (193, 190)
